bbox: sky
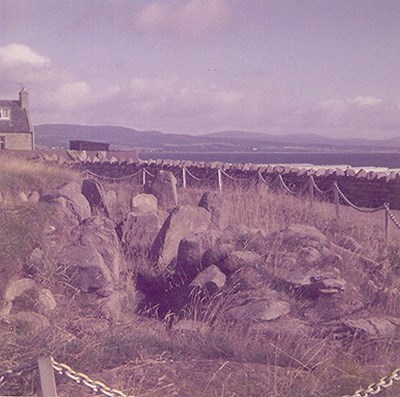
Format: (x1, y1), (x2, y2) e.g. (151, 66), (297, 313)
(1, 0), (400, 139)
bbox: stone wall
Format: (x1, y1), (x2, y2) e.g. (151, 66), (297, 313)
(0, 148), (138, 163)
(0, 132), (33, 150)
(70, 158), (400, 210)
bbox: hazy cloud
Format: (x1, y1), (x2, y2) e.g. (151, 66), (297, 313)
(54, 81), (92, 108)
(134, 0), (231, 35)
(1, 43), (399, 138)
(0, 44), (50, 67)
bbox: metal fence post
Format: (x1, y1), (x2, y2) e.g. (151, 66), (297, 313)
(38, 356), (57, 397)
(217, 169), (222, 191)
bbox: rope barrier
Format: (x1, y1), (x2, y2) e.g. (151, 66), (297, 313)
(85, 169), (142, 182)
(257, 171), (271, 186)
(277, 174), (296, 195)
(142, 168), (155, 178)
(185, 167), (213, 181)
(219, 168), (254, 181)
(384, 203), (400, 230)
(310, 175), (334, 195)
(334, 182), (385, 213)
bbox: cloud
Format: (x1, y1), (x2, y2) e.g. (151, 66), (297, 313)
(0, 44), (50, 67)
(1, 43), (398, 138)
(134, 0), (231, 35)
(54, 81), (92, 108)
(92, 78), (400, 138)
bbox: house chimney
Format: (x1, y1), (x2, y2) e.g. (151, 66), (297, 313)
(19, 87), (29, 110)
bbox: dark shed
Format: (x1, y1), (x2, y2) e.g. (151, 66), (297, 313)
(69, 140), (110, 151)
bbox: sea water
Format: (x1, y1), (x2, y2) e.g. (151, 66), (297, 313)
(140, 151), (400, 169)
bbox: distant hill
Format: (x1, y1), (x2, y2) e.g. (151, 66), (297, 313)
(34, 124), (400, 152)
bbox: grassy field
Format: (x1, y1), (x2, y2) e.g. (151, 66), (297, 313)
(1, 155), (400, 397)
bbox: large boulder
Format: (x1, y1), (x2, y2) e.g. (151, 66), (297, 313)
(120, 211), (161, 259)
(190, 265), (227, 293)
(1, 278), (57, 316)
(227, 298), (290, 322)
(277, 268), (346, 298)
(148, 170), (178, 211)
(222, 251), (262, 274)
(340, 317), (400, 339)
(198, 191), (225, 229)
(131, 193), (158, 214)
(151, 206), (211, 272)
(10, 311), (50, 335)
(48, 182), (92, 223)
(59, 245), (114, 295)
(71, 216), (126, 284)
(105, 190), (117, 216)
(176, 231), (221, 280)
(82, 179), (110, 217)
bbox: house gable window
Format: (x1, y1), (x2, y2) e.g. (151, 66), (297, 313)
(0, 108), (11, 120)
(0, 136), (5, 150)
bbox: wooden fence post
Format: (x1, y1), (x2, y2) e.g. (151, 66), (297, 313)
(182, 167), (187, 189)
(333, 183), (340, 220)
(217, 169), (222, 191)
(385, 205), (389, 243)
(309, 175), (314, 206)
(38, 356), (57, 397)
(142, 169), (146, 186)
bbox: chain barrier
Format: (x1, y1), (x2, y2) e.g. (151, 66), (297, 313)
(334, 182), (385, 213)
(52, 358), (133, 397)
(342, 368), (400, 397)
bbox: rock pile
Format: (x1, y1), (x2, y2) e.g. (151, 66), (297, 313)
(2, 171), (400, 366)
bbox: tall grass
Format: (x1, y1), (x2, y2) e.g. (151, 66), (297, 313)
(2, 159), (400, 396)
(0, 153), (78, 197)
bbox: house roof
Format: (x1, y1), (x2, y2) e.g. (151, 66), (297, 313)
(0, 100), (31, 133)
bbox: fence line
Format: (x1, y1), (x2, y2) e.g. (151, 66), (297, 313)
(1, 356), (400, 397)
(79, 166), (400, 241)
